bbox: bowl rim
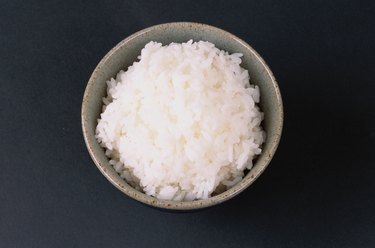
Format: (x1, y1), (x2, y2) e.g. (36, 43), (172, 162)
(82, 22), (283, 210)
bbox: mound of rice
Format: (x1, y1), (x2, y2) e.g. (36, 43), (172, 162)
(96, 40), (265, 201)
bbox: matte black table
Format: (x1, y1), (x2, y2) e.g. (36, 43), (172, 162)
(1, 1), (374, 247)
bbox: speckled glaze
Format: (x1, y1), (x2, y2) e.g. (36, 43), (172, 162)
(82, 22), (283, 210)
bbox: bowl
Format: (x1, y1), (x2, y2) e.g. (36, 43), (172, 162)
(82, 22), (283, 210)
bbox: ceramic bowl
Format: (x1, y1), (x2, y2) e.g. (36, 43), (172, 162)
(82, 22), (283, 210)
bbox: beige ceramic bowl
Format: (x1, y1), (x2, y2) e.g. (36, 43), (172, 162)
(82, 22), (283, 210)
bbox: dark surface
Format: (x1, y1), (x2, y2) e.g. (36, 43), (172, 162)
(1, 0), (374, 247)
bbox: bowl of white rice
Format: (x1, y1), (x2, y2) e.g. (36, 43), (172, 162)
(82, 22), (283, 210)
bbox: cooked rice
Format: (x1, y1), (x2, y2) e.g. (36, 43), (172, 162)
(96, 40), (265, 201)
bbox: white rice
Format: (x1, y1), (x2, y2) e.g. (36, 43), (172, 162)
(96, 40), (265, 201)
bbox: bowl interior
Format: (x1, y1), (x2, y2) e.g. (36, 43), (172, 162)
(82, 22), (283, 210)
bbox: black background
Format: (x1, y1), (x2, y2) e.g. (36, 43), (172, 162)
(1, 0), (374, 247)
